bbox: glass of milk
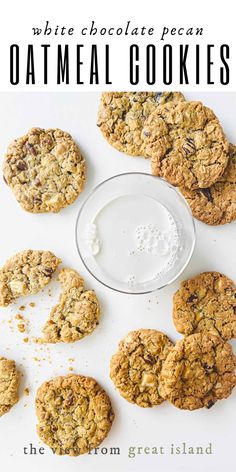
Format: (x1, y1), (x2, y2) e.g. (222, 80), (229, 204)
(75, 173), (195, 294)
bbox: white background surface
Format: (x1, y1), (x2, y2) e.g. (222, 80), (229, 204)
(0, 92), (235, 472)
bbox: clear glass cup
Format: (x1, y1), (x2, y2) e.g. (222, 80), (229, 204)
(75, 173), (196, 294)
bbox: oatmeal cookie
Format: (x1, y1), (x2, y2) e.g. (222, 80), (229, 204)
(159, 332), (236, 410)
(173, 272), (236, 341)
(3, 128), (86, 213)
(97, 92), (185, 157)
(110, 329), (173, 407)
(142, 101), (229, 189)
(41, 268), (100, 343)
(0, 250), (61, 307)
(180, 143), (236, 225)
(36, 374), (114, 456)
(0, 356), (20, 416)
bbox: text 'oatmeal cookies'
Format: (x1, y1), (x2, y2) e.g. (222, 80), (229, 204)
(35, 374), (114, 456)
(3, 128), (86, 213)
(110, 329), (173, 407)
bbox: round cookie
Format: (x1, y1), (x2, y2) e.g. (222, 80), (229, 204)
(180, 143), (236, 225)
(41, 268), (100, 343)
(159, 332), (236, 410)
(3, 128), (86, 213)
(0, 356), (20, 416)
(142, 101), (229, 189)
(110, 329), (173, 407)
(35, 374), (114, 456)
(173, 272), (236, 341)
(97, 92), (185, 157)
(0, 249), (61, 307)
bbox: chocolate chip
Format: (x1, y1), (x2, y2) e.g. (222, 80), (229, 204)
(186, 137), (195, 146)
(155, 92), (164, 102)
(206, 400), (215, 409)
(16, 161), (27, 171)
(25, 142), (37, 156)
(182, 138), (195, 156)
(200, 188), (213, 203)
(186, 294), (198, 303)
(66, 393), (74, 406)
(42, 267), (53, 276)
(143, 130), (151, 137)
(42, 138), (53, 146)
(145, 355), (156, 365)
(34, 197), (42, 203)
(203, 363), (216, 373)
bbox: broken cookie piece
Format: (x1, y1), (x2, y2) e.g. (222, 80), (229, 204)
(41, 268), (100, 343)
(0, 356), (20, 416)
(0, 250), (61, 307)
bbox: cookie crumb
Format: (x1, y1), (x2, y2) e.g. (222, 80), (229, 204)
(24, 388), (30, 396)
(17, 323), (26, 333)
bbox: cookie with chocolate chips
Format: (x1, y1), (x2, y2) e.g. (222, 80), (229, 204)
(173, 272), (236, 341)
(97, 92), (185, 157)
(110, 329), (173, 407)
(36, 374), (114, 456)
(3, 128), (86, 213)
(180, 143), (236, 225)
(159, 332), (236, 410)
(142, 101), (229, 189)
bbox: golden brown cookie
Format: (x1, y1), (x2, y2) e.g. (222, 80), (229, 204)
(142, 101), (229, 189)
(110, 329), (173, 407)
(35, 374), (114, 456)
(3, 128), (86, 213)
(97, 92), (185, 157)
(0, 250), (61, 307)
(173, 272), (236, 340)
(159, 332), (236, 410)
(41, 268), (100, 343)
(0, 356), (20, 416)
(180, 143), (236, 225)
